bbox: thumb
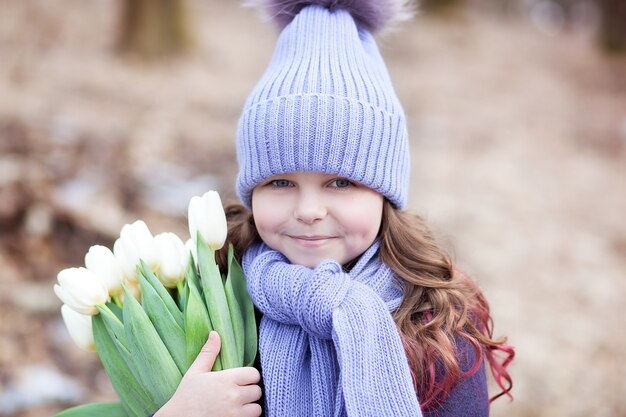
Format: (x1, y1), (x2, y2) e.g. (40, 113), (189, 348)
(187, 331), (221, 374)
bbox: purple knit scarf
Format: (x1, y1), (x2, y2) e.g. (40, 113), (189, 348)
(243, 241), (423, 417)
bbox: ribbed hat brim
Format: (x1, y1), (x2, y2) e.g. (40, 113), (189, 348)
(236, 93), (409, 208)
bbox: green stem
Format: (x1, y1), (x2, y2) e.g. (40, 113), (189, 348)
(112, 295), (123, 308)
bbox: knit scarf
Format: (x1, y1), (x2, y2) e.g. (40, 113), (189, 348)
(243, 241), (423, 417)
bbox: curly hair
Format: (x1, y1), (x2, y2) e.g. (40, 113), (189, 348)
(379, 200), (514, 409)
(216, 200), (514, 411)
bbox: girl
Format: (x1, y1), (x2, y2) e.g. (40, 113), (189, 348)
(156, 1), (514, 416)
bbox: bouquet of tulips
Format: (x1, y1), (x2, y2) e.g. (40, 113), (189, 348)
(53, 191), (257, 417)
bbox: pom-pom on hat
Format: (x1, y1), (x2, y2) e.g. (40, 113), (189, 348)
(236, 0), (413, 209)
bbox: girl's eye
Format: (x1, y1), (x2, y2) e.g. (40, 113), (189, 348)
(270, 179), (292, 187)
(330, 178), (353, 188)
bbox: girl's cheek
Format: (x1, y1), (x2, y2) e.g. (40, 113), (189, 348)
(252, 195), (283, 236)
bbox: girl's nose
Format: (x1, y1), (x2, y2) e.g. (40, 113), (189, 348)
(293, 192), (327, 224)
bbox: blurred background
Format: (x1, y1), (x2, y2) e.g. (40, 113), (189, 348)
(0, 0), (625, 416)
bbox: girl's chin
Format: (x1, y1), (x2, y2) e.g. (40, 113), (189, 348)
(285, 252), (344, 269)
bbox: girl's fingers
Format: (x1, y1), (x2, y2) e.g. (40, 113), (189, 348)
(228, 366), (261, 385)
(186, 331), (221, 375)
(241, 402), (263, 417)
(238, 384), (262, 404)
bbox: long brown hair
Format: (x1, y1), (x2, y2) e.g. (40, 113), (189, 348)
(379, 200), (514, 409)
(218, 200), (514, 410)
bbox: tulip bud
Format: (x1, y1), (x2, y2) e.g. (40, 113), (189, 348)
(188, 191), (227, 250)
(114, 220), (158, 282)
(54, 267), (109, 315)
(185, 238), (198, 266)
(154, 232), (187, 288)
(113, 237), (136, 282)
(61, 304), (95, 351)
(85, 245), (124, 297)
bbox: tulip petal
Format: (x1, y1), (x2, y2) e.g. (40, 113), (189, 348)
(85, 245), (124, 296)
(55, 283), (98, 316)
(61, 305), (95, 351)
(56, 267), (109, 315)
(116, 220), (159, 279)
(154, 233), (187, 288)
(114, 238), (139, 283)
(203, 191), (227, 250)
(187, 191), (227, 250)
(188, 195), (202, 245)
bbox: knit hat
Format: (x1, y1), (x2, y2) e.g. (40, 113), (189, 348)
(236, 0), (412, 209)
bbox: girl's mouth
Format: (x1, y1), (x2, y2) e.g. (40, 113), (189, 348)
(288, 235), (337, 247)
(291, 235), (334, 240)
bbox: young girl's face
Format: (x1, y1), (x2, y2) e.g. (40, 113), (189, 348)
(251, 172), (383, 268)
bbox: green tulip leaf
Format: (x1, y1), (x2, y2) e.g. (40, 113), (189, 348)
(122, 286), (182, 408)
(185, 254), (201, 297)
(53, 401), (128, 417)
(184, 280), (222, 371)
(226, 244), (258, 366)
(138, 261), (184, 328)
(98, 301), (170, 415)
(93, 315), (155, 416)
(224, 246), (245, 366)
(106, 301), (123, 321)
(196, 233), (238, 369)
(97, 304), (126, 344)
(138, 269), (187, 375)
(177, 280), (187, 310)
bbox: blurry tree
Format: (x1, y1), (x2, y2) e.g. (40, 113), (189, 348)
(118, 0), (193, 60)
(598, 0), (626, 52)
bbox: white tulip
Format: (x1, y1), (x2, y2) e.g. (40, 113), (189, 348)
(188, 191), (227, 250)
(185, 238), (198, 266)
(54, 267), (109, 315)
(154, 232), (188, 288)
(113, 220), (159, 281)
(113, 237), (136, 282)
(61, 304), (95, 351)
(85, 245), (124, 297)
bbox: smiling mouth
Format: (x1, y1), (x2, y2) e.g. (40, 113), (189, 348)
(290, 235), (334, 240)
(288, 235), (337, 246)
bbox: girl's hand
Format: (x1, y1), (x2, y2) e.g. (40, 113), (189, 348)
(154, 331), (262, 417)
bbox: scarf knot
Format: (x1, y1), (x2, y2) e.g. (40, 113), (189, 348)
(247, 248), (362, 339)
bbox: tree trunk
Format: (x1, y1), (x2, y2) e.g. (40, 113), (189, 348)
(598, 0), (626, 52)
(118, 0), (193, 60)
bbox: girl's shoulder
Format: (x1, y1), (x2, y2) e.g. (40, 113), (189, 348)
(425, 337), (489, 417)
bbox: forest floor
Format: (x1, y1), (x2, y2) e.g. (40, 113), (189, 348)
(0, 0), (625, 416)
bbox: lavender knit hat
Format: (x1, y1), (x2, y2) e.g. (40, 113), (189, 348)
(236, 0), (412, 209)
